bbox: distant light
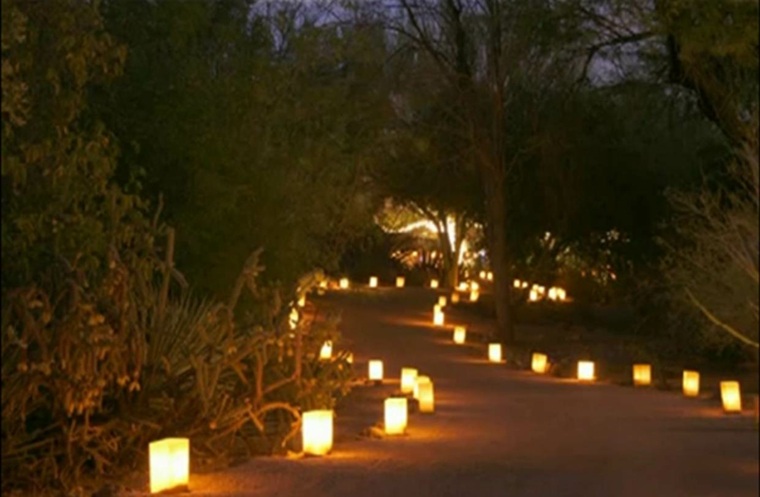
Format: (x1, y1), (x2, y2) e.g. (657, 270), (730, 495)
(368, 360), (383, 381)
(488, 343), (502, 363)
(577, 361), (595, 381)
(632, 364), (651, 386)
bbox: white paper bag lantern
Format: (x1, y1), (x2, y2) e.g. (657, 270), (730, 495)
(430, 279), (439, 289)
(469, 290), (479, 302)
(319, 341), (332, 360)
(384, 398), (408, 435)
(400, 368), (418, 394)
(149, 438), (190, 494)
(531, 353), (548, 373)
(433, 309), (445, 326)
(438, 296), (447, 307)
(302, 410), (333, 456)
(418, 381), (434, 413)
(720, 381), (742, 413)
(368, 360), (383, 381)
(577, 361), (595, 381)
(488, 343), (502, 363)
(396, 276), (405, 288)
(682, 370), (700, 397)
(339, 278), (349, 289)
(369, 276), (378, 288)
(453, 326), (466, 344)
(413, 375), (431, 399)
(632, 364), (651, 386)
(479, 270), (486, 279)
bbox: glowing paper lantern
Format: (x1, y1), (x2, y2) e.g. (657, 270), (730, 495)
(457, 282), (469, 291)
(529, 289), (539, 302)
(396, 276), (405, 288)
(433, 308), (445, 326)
(418, 382), (434, 413)
(413, 375), (431, 399)
(720, 381), (742, 413)
(632, 364), (651, 386)
(682, 370), (700, 397)
(339, 278), (349, 289)
(297, 295), (306, 307)
(400, 368), (418, 394)
(302, 410), (333, 455)
(479, 270), (486, 279)
(346, 353), (354, 364)
(368, 360), (383, 381)
(453, 326), (466, 344)
(319, 341), (332, 360)
(469, 290), (479, 302)
(556, 288), (567, 301)
(430, 279), (439, 289)
(369, 276), (378, 288)
(319, 280), (328, 289)
(521, 281), (529, 289)
(577, 361), (595, 381)
(451, 292), (460, 304)
(149, 438), (190, 494)
(531, 353), (548, 374)
(487, 271), (493, 281)
(488, 343), (502, 363)
(438, 296), (447, 307)
(384, 398), (408, 435)
(470, 281), (480, 291)
(513, 279), (521, 288)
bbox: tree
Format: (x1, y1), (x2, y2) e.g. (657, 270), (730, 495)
(97, 0), (389, 298)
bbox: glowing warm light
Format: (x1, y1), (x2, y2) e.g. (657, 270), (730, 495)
(513, 279), (521, 288)
(486, 271), (493, 281)
(396, 276), (405, 288)
(531, 353), (548, 374)
(319, 341), (332, 360)
(577, 361), (595, 381)
(400, 368), (418, 394)
(297, 295), (306, 307)
(302, 410), (333, 455)
(413, 375), (431, 399)
(346, 353), (354, 364)
(368, 360), (383, 381)
(289, 308), (299, 329)
(521, 281), (529, 289)
(488, 343), (502, 362)
(339, 278), (349, 289)
(632, 364), (651, 386)
(149, 438), (190, 494)
(433, 309), (445, 326)
(529, 289), (539, 302)
(470, 281), (480, 291)
(479, 270), (486, 279)
(720, 381), (742, 413)
(319, 280), (328, 289)
(469, 290), (479, 302)
(556, 287), (567, 301)
(384, 398), (408, 435)
(457, 282), (469, 291)
(438, 296), (447, 307)
(369, 276), (378, 288)
(430, 279), (439, 289)
(682, 370), (700, 397)
(453, 326), (466, 344)
(418, 382), (434, 413)
(451, 292), (460, 303)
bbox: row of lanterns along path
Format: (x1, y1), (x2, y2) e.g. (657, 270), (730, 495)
(145, 276), (756, 494)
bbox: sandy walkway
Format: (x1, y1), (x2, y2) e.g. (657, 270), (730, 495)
(188, 288), (759, 497)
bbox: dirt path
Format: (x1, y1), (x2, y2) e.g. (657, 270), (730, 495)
(188, 288), (758, 497)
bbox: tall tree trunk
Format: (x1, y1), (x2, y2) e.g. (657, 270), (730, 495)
(483, 170), (514, 344)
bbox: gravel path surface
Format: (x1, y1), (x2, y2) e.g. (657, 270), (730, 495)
(187, 287), (759, 497)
